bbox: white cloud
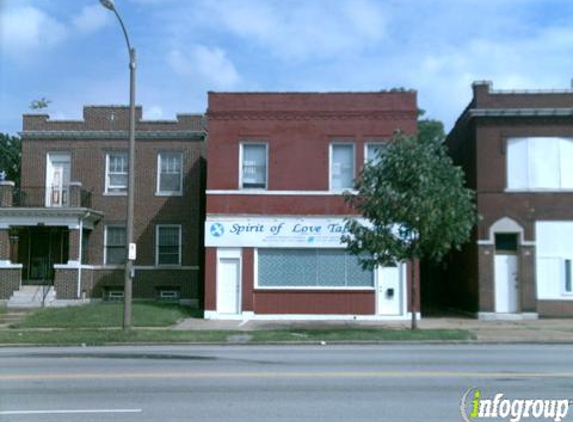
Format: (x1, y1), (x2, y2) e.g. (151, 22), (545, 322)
(167, 45), (240, 90)
(72, 4), (112, 34)
(192, 0), (388, 61)
(1, 6), (67, 58)
(144, 106), (164, 120)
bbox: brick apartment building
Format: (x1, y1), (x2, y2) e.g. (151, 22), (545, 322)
(440, 81), (573, 318)
(0, 106), (205, 306)
(204, 92), (420, 320)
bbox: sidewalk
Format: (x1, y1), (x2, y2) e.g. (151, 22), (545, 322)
(173, 317), (573, 343)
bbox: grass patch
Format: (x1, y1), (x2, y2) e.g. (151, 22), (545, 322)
(0, 327), (475, 346)
(0, 329), (236, 345)
(0, 305), (6, 315)
(13, 301), (196, 329)
(251, 328), (476, 342)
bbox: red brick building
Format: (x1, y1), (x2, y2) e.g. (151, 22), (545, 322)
(0, 106), (205, 306)
(204, 92), (420, 320)
(442, 81), (573, 319)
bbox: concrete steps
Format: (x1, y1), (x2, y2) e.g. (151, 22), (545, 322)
(0, 309), (29, 327)
(7, 285), (56, 308)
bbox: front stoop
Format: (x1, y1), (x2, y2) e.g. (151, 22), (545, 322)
(477, 312), (539, 321)
(7, 286), (56, 308)
(0, 310), (29, 327)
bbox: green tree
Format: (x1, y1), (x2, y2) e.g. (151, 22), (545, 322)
(343, 130), (477, 329)
(0, 133), (21, 188)
(30, 97), (51, 110)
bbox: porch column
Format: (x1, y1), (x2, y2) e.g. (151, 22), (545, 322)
(0, 229), (10, 263)
(68, 229), (81, 264)
(0, 181), (14, 207)
(0, 227), (21, 299)
(69, 182), (82, 207)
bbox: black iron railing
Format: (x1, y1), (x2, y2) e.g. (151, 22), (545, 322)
(14, 186), (92, 208)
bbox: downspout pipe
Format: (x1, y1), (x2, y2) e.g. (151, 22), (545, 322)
(76, 212), (89, 299)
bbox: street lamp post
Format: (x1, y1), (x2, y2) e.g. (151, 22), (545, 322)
(100, 0), (136, 330)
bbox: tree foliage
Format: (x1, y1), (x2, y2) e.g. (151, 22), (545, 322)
(30, 97), (51, 110)
(343, 128), (477, 328)
(0, 134), (21, 187)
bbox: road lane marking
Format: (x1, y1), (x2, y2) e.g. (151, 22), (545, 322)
(2, 371), (573, 380)
(0, 409), (142, 415)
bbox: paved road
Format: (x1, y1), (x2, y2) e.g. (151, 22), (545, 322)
(1, 344), (572, 421)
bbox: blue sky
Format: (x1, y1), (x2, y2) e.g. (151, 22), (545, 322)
(2, 0), (573, 136)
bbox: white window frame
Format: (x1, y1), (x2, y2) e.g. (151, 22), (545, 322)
(329, 142), (356, 192)
(506, 137), (573, 192)
(158, 289), (181, 302)
(156, 152), (183, 196)
(105, 152), (128, 195)
(155, 224), (182, 266)
(45, 152), (72, 207)
(253, 248), (375, 291)
(239, 142), (268, 190)
(364, 142), (388, 165)
(104, 225), (126, 266)
(564, 258), (573, 295)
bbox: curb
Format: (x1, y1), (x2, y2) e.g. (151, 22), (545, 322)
(3, 340), (573, 348)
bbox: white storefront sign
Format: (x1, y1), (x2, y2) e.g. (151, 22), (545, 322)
(205, 217), (361, 248)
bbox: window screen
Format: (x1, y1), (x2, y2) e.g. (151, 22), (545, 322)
(158, 152), (182, 193)
(242, 144), (267, 189)
(157, 225), (181, 265)
(105, 226), (126, 265)
(366, 143), (387, 165)
(107, 153), (128, 193)
(331, 144), (354, 190)
(258, 249), (373, 287)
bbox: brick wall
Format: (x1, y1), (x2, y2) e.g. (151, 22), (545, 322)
(206, 92), (418, 195)
(20, 106), (206, 302)
(53, 269), (78, 300)
(0, 230), (9, 261)
(0, 269), (21, 299)
(90, 268), (199, 300)
(21, 106), (206, 266)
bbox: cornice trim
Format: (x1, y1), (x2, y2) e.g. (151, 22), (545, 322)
(468, 108), (573, 119)
(19, 130), (206, 140)
(207, 110), (417, 121)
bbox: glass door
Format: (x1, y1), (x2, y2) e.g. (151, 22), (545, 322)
(46, 153), (71, 207)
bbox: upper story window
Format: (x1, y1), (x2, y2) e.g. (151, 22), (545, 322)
(106, 152), (128, 194)
(157, 152), (183, 195)
(507, 137), (573, 190)
(156, 225), (182, 266)
(365, 142), (388, 165)
(240, 143), (267, 189)
(330, 143), (355, 191)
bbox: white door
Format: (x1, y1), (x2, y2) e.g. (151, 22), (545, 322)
(495, 254), (519, 313)
(217, 258), (241, 314)
(46, 153), (71, 207)
(377, 265), (402, 315)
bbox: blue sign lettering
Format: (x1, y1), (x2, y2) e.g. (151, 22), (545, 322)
(230, 223), (265, 235)
(293, 224), (322, 234)
(327, 223), (349, 234)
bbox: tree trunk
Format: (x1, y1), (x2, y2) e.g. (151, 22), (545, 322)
(410, 257), (417, 330)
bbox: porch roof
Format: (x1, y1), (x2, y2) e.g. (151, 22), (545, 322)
(0, 208), (103, 230)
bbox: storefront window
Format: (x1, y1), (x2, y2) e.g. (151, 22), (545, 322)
(258, 248), (373, 288)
